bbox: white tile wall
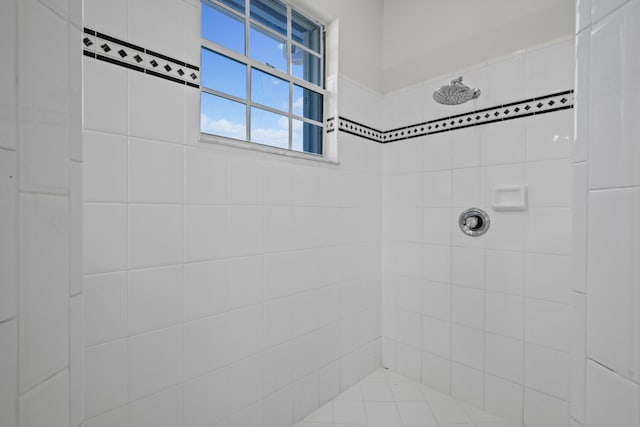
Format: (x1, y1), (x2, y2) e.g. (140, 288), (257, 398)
(382, 37), (574, 427)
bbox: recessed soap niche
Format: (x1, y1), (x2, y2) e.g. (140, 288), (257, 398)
(492, 184), (528, 211)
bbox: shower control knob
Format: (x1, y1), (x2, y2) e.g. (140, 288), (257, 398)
(459, 208), (490, 236)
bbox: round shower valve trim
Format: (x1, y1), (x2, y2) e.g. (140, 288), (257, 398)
(459, 208), (490, 236)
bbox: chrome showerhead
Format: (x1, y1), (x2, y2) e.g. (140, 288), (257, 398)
(433, 76), (481, 105)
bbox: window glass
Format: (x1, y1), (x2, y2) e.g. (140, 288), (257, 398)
(250, 107), (289, 148)
(201, 92), (247, 139)
(292, 10), (321, 53)
(292, 119), (322, 154)
(250, 0), (287, 36)
(201, 48), (247, 99)
(218, 0), (244, 13)
(291, 45), (321, 86)
(202, 2), (245, 54)
(249, 25), (287, 72)
(251, 69), (289, 113)
(293, 84), (322, 122)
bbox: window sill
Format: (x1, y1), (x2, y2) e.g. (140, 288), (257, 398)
(198, 133), (339, 165)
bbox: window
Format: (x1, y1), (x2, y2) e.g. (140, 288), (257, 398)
(200, 0), (325, 155)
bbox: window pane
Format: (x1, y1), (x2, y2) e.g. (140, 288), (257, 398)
(291, 45), (321, 86)
(249, 25), (287, 72)
(292, 119), (322, 154)
(202, 2), (245, 54)
(201, 92), (247, 140)
(218, 0), (244, 13)
(201, 48), (247, 99)
(250, 0), (286, 36)
(293, 84), (322, 122)
(250, 107), (289, 149)
(292, 10), (321, 53)
(251, 69), (289, 113)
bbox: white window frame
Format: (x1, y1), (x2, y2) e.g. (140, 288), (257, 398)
(199, 0), (328, 158)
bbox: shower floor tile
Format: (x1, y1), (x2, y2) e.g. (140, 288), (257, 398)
(294, 368), (516, 427)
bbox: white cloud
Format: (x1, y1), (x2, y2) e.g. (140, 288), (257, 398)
(201, 114), (245, 140)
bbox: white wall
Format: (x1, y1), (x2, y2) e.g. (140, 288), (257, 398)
(80, 2), (384, 427)
(381, 0), (575, 92)
(381, 38), (575, 426)
(571, 0), (640, 426)
(0, 0), (83, 426)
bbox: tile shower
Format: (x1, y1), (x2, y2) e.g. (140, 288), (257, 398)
(1, 1), (639, 427)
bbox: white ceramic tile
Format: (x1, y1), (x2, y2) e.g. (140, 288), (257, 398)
(0, 149), (16, 322)
(18, 193), (69, 392)
(398, 401), (438, 425)
(576, 0), (591, 31)
(570, 292), (586, 425)
(586, 360), (640, 427)
(384, 173), (423, 208)
(228, 206), (264, 257)
(485, 333), (524, 384)
(84, 407), (127, 427)
(83, 203), (127, 274)
(572, 163), (588, 293)
(84, 0), (127, 37)
(128, 0), (184, 60)
(453, 128), (486, 169)
(129, 385), (183, 427)
(185, 206), (227, 262)
(574, 30), (590, 163)
(589, 1), (640, 188)
(229, 154), (265, 206)
(263, 158), (294, 206)
(69, 295), (83, 427)
(452, 325), (484, 370)
(451, 246), (485, 289)
(484, 163), (526, 209)
(83, 272), (127, 347)
(526, 159), (573, 208)
(486, 53), (527, 105)
(295, 373), (319, 422)
(527, 39), (575, 97)
(484, 211), (526, 252)
(452, 167), (486, 208)
(183, 2), (200, 66)
(262, 341), (293, 396)
(526, 110), (573, 161)
(429, 399), (472, 424)
(129, 71), (184, 144)
(423, 207), (451, 245)
(184, 314), (227, 380)
(319, 360), (341, 405)
(452, 286), (484, 329)
(591, 0), (629, 22)
(587, 188), (640, 380)
(421, 351), (451, 394)
(129, 138), (184, 203)
(485, 250), (525, 296)
(184, 146), (227, 205)
(485, 292), (524, 340)
(227, 304), (263, 361)
(364, 401), (402, 427)
(263, 296), (294, 347)
(263, 385), (294, 427)
(485, 119), (526, 166)
(396, 276), (423, 314)
(129, 204), (183, 268)
(83, 57), (128, 135)
(395, 309), (421, 348)
(422, 244), (450, 284)
(84, 340), (127, 418)
(423, 170), (452, 208)
(227, 255), (264, 309)
(451, 363), (484, 408)
(128, 265), (183, 335)
(83, 131), (127, 202)
(263, 206), (294, 253)
(183, 368), (229, 427)
(525, 253), (571, 303)
(128, 326), (183, 401)
(184, 260), (227, 321)
(422, 281), (451, 321)
(0, 320), (17, 427)
(485, 374), (523, 424)
(525, 299), (570, 352)
(18, 370), (69, 427)
(524, 343), (570, 400)
(526, 208), (572, 255)
(524, 388), (569, 427)
(69, 161), (83, 297)
(0, 0), (16, 151)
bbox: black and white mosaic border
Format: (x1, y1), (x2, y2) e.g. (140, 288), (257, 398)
(331, 90), (574, 143)
(83, 28), (200, 88)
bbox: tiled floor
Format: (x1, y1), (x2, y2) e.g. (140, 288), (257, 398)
(294, 368), (517, 427)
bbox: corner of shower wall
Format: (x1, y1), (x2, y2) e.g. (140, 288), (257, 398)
(379, 37), (576, 426)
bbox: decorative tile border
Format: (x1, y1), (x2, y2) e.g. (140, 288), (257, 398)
(82, 28), (200, 88)
(331, 90), (574, 143)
